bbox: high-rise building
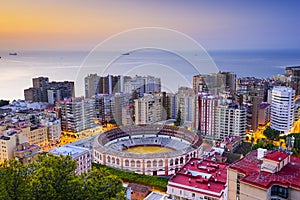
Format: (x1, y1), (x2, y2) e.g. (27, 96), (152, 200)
(165, 93), (177, 120)
(134, 93), (164, 125)
(270, 86), (295, 134)
(24, 77), (74, 103)
(247, 96), (263, 132)
(98, 75), (124, 94)
(24, 87), (39, 102)
(122, 105), (134, 126)
(124, 75), (161, 97)
(176, 87), (195, 125)
(285, 66), (300, 95)
(220, 71), (237, 92)
(94, 94), (113, 124)
(60, 98), (96, 133)
(111, 94), (129, 126)
(32, 77), (49, 102)
(258, 102), (271, 126)
(192, 72), (235, 96)
(215, 104), (247, 141)
(47, 89), (61, 104)
(85, 73), (100, 98)
(194, 93), (220, 136)
(49, 81), (75, 99)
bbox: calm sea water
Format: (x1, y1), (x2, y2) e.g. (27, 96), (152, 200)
(0, 49), (299, 101)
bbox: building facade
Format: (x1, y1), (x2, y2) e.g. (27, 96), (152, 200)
(24, 77), (74, 103)
(194, 93), (220, 136)
(134, 93), (164, 125)
(85, 73), (100, 98)
(50, 145), (91, 175)
(215, 104), (247, 141)
(0, 131), (28, 162)
(228, 149), (300, 200)
(167, 157), (229, 200)
(14, 142), (42, 165)
(270, 86), (295, 134)
(60, 98), (96, 133)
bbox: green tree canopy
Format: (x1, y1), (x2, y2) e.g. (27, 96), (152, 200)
(0, 155), (125, 200)
(252, 139), (275, 150)
(174, 108), (182, 126)
(263, 127), (280, 141)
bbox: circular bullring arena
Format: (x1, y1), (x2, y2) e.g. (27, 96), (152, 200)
(93, 125), (203, 176)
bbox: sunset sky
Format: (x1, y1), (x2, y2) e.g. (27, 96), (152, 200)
(1, 0), (300, 51)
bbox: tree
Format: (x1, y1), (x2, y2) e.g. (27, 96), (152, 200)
(252, 140), (275, 150)
(174, 107), (181, 126)
(28, 154), (77, 200)
(0, 155), (126, 200)
(263, 127), (280, 141)
(0, 160), (29, 200)
(82, 168), (126, 200)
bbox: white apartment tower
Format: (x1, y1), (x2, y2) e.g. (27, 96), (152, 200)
(270, 86), (295, 134)
(215, 104), (247, 141)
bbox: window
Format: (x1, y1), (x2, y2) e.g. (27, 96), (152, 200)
(271, 185), (288, 199)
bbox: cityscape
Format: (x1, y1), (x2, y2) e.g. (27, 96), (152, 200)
(1, 1), (300, 200)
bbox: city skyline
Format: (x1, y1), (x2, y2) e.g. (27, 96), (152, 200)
(1, 0), (300, 51)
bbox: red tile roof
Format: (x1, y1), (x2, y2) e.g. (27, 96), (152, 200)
(263, 151), (289, 162)
(229, 150), (300, 190)
(168, 157), (228, 198)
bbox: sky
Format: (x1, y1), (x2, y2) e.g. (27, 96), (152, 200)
(1, 0), (300, 51)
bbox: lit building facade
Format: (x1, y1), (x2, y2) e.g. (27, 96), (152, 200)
(60, 98), (96, 133)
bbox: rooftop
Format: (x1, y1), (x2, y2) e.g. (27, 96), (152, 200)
(229, 150), (300, 190)
(50, 145), (89, 158)
(264, 151), (289, 162)
(128, 183), (152, 193)
(259, 103), (271, 110)
(168, 157), (228, 198)
(272, 86), (294, 93)
(144, 192), (165, 200)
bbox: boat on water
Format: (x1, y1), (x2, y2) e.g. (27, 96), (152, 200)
(9, 52), (17, 56)
(121, 52), (130, 56)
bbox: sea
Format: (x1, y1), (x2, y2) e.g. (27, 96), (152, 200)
(0, 49), (300, 101)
